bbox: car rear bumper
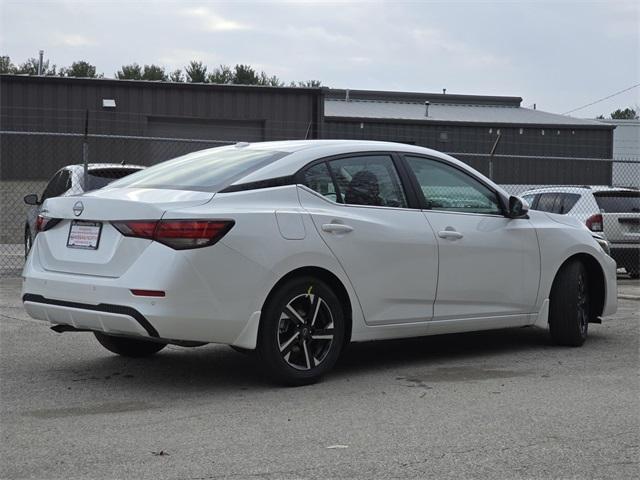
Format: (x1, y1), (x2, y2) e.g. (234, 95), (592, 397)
(22, 240), (273, 346)
(610, 244), (639, 271)
(23, 294), (157, 337)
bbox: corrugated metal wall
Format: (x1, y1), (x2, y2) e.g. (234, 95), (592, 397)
(323, 119), (613, 184)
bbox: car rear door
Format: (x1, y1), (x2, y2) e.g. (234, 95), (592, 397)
(297, 153), (439, 326)
(402, 154), (540, 321)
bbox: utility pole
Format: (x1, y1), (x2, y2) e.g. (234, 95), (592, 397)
(83, 109), (89, 189)
(37, 50), (44, 76)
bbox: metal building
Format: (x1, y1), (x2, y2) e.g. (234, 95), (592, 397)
(0, 75), (323, 179)
(323, 89), (615, 185)
(0, 75), (616, 186)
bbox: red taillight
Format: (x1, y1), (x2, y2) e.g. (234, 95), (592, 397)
(112, 221), (157, 239)
(586, 213), (603, 232)
(36, 215), (61, 232)
(112, 220), (234, 250)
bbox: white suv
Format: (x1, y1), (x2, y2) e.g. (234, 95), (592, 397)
(521, 186), (640, 278)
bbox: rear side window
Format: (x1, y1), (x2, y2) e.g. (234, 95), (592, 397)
(529, 192), (580, 214)
(302, 163), (338, 202)
(108, 148), (286, 192)
(536, 193), (559, 213)
(594, 191), (640, 213)
(330, 155), (407, 208)
(558, 193), (580, 213)
(86, 168), (144, 191)
(301, 155), (408, 208)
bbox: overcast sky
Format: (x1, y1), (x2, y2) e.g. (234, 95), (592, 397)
(1, 0), (638, 118)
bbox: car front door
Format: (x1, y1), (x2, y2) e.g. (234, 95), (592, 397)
(403, 155), (540, 322)
(297, 153), (439, 326)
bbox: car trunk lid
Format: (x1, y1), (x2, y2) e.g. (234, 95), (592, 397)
(35, 188), (214, 277)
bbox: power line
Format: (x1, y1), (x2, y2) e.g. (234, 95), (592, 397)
(562, 83), (640, 115)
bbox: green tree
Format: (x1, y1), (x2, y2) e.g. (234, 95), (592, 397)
(60, 60), (100, 78)
(207, 64), (233, 84)
(610, 108), (637, 120)
(233, 64), (259, 85)
(257, 71), (283, 86)
(0, 55), (16, 74)
(116, 63), (142, 80)
(185, 60), (207, 82)
(15, 57), (57, 75)
(295, 80), (322, 88)
(142, 64), (167, 81)
(169, 69), (184, 82)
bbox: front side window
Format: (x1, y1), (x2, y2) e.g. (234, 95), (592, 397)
(41, 172), (62, 201)
(328, 155), (407, 208)
(42, 170), (71, 200)
(522, 194), (537, 208)
(405, 156), (502, 215)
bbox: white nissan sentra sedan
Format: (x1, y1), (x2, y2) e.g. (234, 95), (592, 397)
(22, 140), (617, 385)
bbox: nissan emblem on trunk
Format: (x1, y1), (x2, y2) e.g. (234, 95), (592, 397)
(73, 201), (84, 216)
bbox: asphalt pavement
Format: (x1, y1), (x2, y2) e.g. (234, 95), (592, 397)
(1, 276), (638, 480)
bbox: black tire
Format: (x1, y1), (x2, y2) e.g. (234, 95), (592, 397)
(24, 227), (32, 258)
(549, 259), (590, 347)
(257, 276), (345, 386)
(94, 332), (166, 357)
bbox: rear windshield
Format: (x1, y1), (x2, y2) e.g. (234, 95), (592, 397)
(86, 168), (144, 190)
(594, 191), (640, 213)
(107, 147), (286, 192)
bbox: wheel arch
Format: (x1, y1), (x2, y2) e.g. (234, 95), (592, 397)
(261, 266), (353, 347)
(552, 253), (605, 318)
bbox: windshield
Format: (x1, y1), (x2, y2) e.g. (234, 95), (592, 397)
(594, 191), (640, 213)
(108, 147), (287, 192)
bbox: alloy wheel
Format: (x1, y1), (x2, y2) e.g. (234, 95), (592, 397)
(277, 291), (335, 370)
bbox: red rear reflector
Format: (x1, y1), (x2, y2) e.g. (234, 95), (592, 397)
(586, 213), (603, 232)
(112, 219), (234, 250)
(131, 289), (165, 297)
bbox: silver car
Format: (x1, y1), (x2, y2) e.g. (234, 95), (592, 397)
(23, 164), (145, 256)
(521, 186), (640, 278)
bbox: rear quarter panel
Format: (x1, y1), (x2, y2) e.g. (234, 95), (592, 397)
(164, 185), (367, 341)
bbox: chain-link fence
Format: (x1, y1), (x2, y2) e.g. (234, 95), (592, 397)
(1, 129), (638, 276)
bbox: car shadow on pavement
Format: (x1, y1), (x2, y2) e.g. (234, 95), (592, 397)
(47, 325), (610, 393)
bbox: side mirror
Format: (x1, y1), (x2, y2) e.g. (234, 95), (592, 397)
(508, 196), (529, 218)
(24, 194), (40, 205)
